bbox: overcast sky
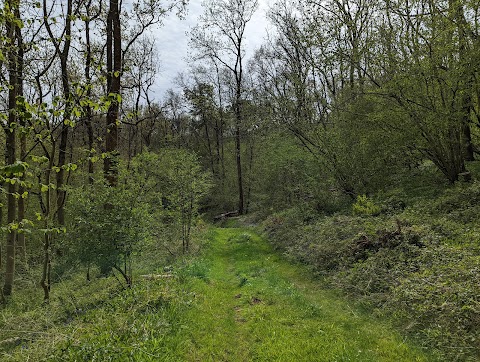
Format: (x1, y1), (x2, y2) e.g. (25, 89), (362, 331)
(151, 0), (273, 99)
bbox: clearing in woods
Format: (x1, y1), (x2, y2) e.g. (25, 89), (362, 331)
(174, 227), (436, 362)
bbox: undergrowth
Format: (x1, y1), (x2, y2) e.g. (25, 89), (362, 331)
(0, 226), (212, 361)
(262, 180), (480, 361)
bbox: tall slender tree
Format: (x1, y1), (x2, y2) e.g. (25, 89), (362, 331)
(2, 0), (21, 297)
(42, 0), (75, 225)
(190, 0), (258, 214)
(104, 0), (121, 186)
(15, 1), (26, 263)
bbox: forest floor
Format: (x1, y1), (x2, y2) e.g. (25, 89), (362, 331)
(1, 227), (440, 361)
(172, 227), (436, 361)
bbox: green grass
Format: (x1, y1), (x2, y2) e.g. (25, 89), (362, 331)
(173, 228), (437, 362)
(1, 227), (439, 361)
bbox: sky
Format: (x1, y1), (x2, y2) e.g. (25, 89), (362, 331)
(151, 0), (273, 99)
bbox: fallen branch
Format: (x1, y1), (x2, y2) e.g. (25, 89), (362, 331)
(140, 274), (173, 280)
(214, 210), (239, 221)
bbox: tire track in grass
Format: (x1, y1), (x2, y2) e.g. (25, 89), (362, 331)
(178, 228), (438, 362)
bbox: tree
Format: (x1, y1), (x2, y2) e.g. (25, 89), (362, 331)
(190, 0), (258, 214)
(121, 36), (162, 163)
(67, 181), (147, 287)
(184, 82), (218, 176)
(80, 0), (103, 185)
(129, 150), (212, 254)
(376, 0), (479, 182)
(252, 0), (479, 196)
(104, 0), (188, 184)
(2, 0), (22, 297)
(104, 0), (122, 186)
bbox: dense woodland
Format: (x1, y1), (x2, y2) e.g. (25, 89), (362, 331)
(0, 0), (479, 360)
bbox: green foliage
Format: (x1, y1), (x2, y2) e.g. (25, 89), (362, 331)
(250, 133), (351, 216)
(169, 228), (434, 361)
(324, 93), (416, 196)
(264, 212), (377, 272)
(263, 182), (480, 362)
(176, 259), (211, 283)
(0, 227), (433, 361)
(62, 149), (212, 285)
(253, 134), (317, 211)
(352, 195), (381, 216)
(129, 149), (212, 254)
(0, 272), (192, 361)
(65, 181), (148, 283)
(384, 247), (480, 356)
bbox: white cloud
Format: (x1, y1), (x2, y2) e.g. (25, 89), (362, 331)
(151, 0), (272, 99)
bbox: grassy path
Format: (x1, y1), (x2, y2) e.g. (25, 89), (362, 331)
(175, 228), (435, 362)
(0, 227), (438, 361)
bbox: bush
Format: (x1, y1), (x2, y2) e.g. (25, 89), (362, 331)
(65, 182), (148, 286)
(352, 195), (381, 216)
(333, 232), (425, 305)
(263, 200), (480, 361)
(263, 210), (375, 272)
(384, 246), (480, 359)
(63, 150), (213, 285)
(129, 149), (212, 254)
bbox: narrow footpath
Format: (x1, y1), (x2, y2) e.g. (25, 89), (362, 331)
(174, 228), (435, 362)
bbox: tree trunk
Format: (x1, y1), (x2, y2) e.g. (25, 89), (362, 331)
(16, 5), (26, 263)
(3, 136), (17, 297)
(104, 0), (121, 186)
(454, 1), (475, 161)
(84, 0), (98, 185)
(463, 122), (474, 161)
(204, 118), (215, 176)
(214, 63), (226, 184)
(245, 140), (254, 214)
(56, 122), (69, 225)
(235, 108), (244, 214)
(3, 0), (20, 297)
(40, 160), (54, 302)
(56, 0), (73, 225)
(235, 63), (244, 214)
(42, 0), (73, 225)
(86, 107), (95, 185)
(40, 232), (51, 302)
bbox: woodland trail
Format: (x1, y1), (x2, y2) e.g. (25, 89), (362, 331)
(174, 227), (436, 362)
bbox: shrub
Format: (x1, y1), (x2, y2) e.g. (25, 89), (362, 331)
(384, 246), (480, 360)
(65, 182), (148, 286)
(129, 149), (212, 254)
(263, 202), (480, 361)
(333, 233), (425, 305)
(352, 195), (381, 216)
(263, 210), (376, 272)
